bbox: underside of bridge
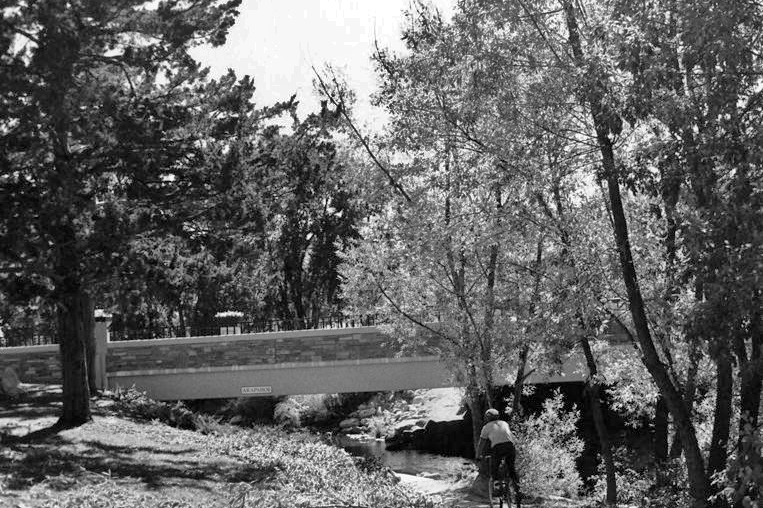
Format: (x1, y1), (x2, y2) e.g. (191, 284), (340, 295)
(109, 356), (456, 400)
(108, 347), (591, 400)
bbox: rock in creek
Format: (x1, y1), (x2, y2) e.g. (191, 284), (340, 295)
(1, 367), (22, 398)
(339, 417), (360, 429)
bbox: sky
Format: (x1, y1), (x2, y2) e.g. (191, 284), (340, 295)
(191, 0), (454, 123)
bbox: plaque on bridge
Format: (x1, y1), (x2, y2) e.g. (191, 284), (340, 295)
(241, 386), (272, 395)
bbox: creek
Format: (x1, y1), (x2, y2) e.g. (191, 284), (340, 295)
(335, 435), (473, 478)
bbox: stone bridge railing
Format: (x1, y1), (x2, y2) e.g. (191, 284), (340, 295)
(0, 318), (441, 393)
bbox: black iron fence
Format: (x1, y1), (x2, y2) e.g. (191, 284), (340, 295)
(0, 313), (442, 346)
(108, 314), (384, 342)
(0, 328), (58, 348)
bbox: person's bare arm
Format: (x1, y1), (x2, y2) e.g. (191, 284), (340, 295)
(476, 437), (488, 459)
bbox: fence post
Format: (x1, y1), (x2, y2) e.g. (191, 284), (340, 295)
(93, 310), (111, 391)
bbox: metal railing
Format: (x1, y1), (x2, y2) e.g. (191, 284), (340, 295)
(0, 328), (58, 348)
(108, 314), (384, 342)
(0, 312), (443, 346)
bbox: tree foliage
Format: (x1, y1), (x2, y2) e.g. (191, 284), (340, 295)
(333, 1), (763, 506)
(0, 0), (253, 425)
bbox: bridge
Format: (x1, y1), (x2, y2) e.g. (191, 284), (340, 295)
(0, 316), (630, 401)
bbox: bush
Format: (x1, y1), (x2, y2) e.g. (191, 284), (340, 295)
(273, 397), (302, 428)
(365, 414), (395, 439)
(194, 413), (225, 435)
(219, 396), (279, 425)
(514, 390), (584, 498)
(323, 391), (375, 416)
(112, 386), (200, 431)
(721, 419), (762, 508)
(590, 447), (690, 508)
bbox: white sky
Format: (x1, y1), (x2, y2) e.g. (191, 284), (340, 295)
(191, 0), (454, 123)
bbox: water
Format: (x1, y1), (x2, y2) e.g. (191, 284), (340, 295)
(336, 435), (473, 478)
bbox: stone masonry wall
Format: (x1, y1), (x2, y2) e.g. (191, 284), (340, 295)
(107, 329), (440, 373)
(0, 328), (441, 384)
(0, 346), (61, 384)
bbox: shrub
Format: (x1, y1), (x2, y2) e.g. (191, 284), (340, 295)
(514, 390), (584, 498)
(721, 419), (762, 508)
(219, 396), (278, 425)
(273, 397), (302, 428)
(591, 447), (690, 508)
(194, 413), (225, 435)
(112, 386), (199, 431)
(365, 414), (395, 439)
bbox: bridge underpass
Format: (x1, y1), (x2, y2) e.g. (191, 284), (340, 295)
(0, 320), (632, 401)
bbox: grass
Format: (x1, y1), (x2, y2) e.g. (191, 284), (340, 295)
(1, 415), (252, 507)
(0, 386), (440, 508)
(0, 387), (597, 508)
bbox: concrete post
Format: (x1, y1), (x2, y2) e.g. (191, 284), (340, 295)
(93, 310), (112, 391)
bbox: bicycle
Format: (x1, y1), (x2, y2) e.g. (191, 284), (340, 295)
(485, 454), (516, 508)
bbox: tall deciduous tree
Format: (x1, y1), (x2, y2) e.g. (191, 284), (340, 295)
(335, 5), (623, 497)
(337, 1), (761, 506)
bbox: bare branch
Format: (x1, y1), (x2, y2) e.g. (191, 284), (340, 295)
(312, 65), (413, 203)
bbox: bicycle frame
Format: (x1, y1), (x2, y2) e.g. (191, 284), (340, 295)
(484, 454), (515, 508)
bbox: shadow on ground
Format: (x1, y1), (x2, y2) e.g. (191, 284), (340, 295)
(0, 385), (277, 498)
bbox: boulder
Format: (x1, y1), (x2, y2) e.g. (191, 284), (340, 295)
(386, 417), (472, 456)
(1, 367), (22, 398)
(393, 418), (419, 432)
(339, 417), (360, 429)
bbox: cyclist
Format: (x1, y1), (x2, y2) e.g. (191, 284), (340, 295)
(476, 407), (520, 505)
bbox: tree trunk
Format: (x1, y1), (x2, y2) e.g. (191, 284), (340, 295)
(581, 336), (617, 504)
(738, 357), (761, 436)
(57, 283), (93, 427)
(654, 395), (670, 463)
(601, 127), (709, 508)
(561, 4), (709, 505)
(511, 235), (544, 417)
(468, 391), (492, 456)
(671, 339), (700, 458)
(512, 344), (530, 416)
(468, 390), (493, 496)
(737, 313), (761, 442)
(84, 299), (97, 395)
(707, 352), (734, 481)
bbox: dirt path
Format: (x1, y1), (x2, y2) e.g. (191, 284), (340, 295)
(397, 474), (494, 507)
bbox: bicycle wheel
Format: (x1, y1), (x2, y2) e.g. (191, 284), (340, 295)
(497, 461), (513, 508)
(486, 455), (496, 508)
(500, 478), (513, 508)
(487, 476), (496, 508)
